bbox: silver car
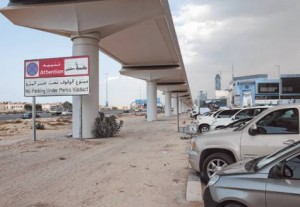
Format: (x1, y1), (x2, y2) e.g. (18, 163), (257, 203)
(204, 141), (300, 207)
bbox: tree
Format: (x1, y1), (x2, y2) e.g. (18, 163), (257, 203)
(63, 101), (72, 111)
(24, 104), (42, 111)
(36, 104), (42, 112)
(24, 104), (32, 111)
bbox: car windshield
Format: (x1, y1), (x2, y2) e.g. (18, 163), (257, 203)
(254, 142), (300, 171)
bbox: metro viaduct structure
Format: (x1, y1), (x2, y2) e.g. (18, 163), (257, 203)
(1, 0), (193, 138)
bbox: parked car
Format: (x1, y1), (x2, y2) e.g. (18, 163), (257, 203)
(195, 108), (241, 133)
(189, 104), (300, 182)
(210, 106), (270, 130)
(204, 141), (300, 207)
(190, 110), (199, 118)
(192, 118), (253, 137)
(61, 110), (72, 116)
(21, 112), (40, 119)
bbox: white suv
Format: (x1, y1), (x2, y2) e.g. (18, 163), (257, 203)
(189, 104), (300, 182)
(210, 106), (271, 130)
(196, 108), (241, 133)
(194, 109), (223, 133)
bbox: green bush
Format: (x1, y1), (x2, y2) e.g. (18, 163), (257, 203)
(36, 122), (45, 130)
(92, 112), (123, 138)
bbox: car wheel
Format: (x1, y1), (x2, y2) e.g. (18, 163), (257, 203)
(202, 153), (234, 182)
(199, 124), (210, 133)
(223, 202), (246, 207)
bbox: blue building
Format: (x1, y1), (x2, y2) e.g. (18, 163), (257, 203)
(229, 74), (300, 107)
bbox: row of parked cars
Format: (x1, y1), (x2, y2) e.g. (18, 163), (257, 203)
(188, 104), (300, 207)
(191, 106), (270, 133)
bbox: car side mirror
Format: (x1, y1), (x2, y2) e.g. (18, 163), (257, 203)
(269, 163), (284, 179)
(269, 163), (293, 179)
(283, 165), (293, 178)
(248, 124), (258, 136)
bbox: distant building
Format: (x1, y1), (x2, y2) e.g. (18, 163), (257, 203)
(0, 103), (6, 113)
(215, 90), (229, 99)
(198, 91), (207, 101)
(6, 102), (25, 112)
(41, 103), (60, 111)
(215, 74), (221, 90)
(228, 73), (300, 107)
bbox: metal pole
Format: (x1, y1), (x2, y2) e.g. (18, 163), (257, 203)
(177, 93), (179, 132)
(32, 97), (36, 141)
(198, 91), (201, 115)
(79, 96), (82, 139)
(275, 65), (281, 104)
(105, 73), (108, 107)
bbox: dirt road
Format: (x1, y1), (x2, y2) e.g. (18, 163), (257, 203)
(0, 115), (202, 207)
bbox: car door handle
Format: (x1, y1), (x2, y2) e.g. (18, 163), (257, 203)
(244, 154), (257, 159)
(283, 139), (296, 145)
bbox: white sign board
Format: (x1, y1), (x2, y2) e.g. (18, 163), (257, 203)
(24, 56), (89, 97)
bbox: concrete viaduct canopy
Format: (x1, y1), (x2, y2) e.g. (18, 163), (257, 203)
(1, 0), (193, 138)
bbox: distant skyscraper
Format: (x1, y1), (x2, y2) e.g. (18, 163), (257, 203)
(215, 74), (221, 90)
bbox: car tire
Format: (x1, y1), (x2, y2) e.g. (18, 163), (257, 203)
(223, 202), (246, 207)
(199, 124), (210, 133)
(202, 153), (234, 183)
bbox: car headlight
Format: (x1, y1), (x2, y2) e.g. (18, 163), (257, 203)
(208, 175), (220, 186)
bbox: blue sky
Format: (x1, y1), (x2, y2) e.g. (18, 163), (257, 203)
(0, 0), (186, 106)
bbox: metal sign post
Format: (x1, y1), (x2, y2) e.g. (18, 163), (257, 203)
(177, 93), (180, 132)
(79, 96), (83, 139)
(32, 97), (37, 141)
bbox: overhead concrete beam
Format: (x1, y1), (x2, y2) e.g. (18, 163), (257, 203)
(120, 67), (183, 82)
(1, 0), (165, 38)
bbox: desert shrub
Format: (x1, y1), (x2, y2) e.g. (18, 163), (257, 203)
(36, 122), (45, 130)
(14, 120), (23, 124)
(92, 112), (123, 138)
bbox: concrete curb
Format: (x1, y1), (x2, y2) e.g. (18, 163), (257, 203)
(186, 171), (203, 202)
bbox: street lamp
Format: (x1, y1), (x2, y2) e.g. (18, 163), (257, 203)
(105, 73), (109, 107)
(275, 65), (281, 104)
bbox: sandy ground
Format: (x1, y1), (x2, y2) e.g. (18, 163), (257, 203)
(0, 114), (202, 207)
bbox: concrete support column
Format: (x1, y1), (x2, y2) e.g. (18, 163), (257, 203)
(164, 92), (172, 117)
(71, 32), (100, 138)
(146, 80), (157, 121)
(182, 103), (186, 113)
(172, 97), (178, 114)
(177, 100), (181, 114)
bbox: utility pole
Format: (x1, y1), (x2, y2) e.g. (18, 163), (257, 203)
(105, 73), (109, 107)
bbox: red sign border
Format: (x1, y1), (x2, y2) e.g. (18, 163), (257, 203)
(24, 55), (90, 79)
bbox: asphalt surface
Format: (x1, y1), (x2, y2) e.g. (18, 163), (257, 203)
(0, 110), (129, 121)
(0, 112), (61, 121)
